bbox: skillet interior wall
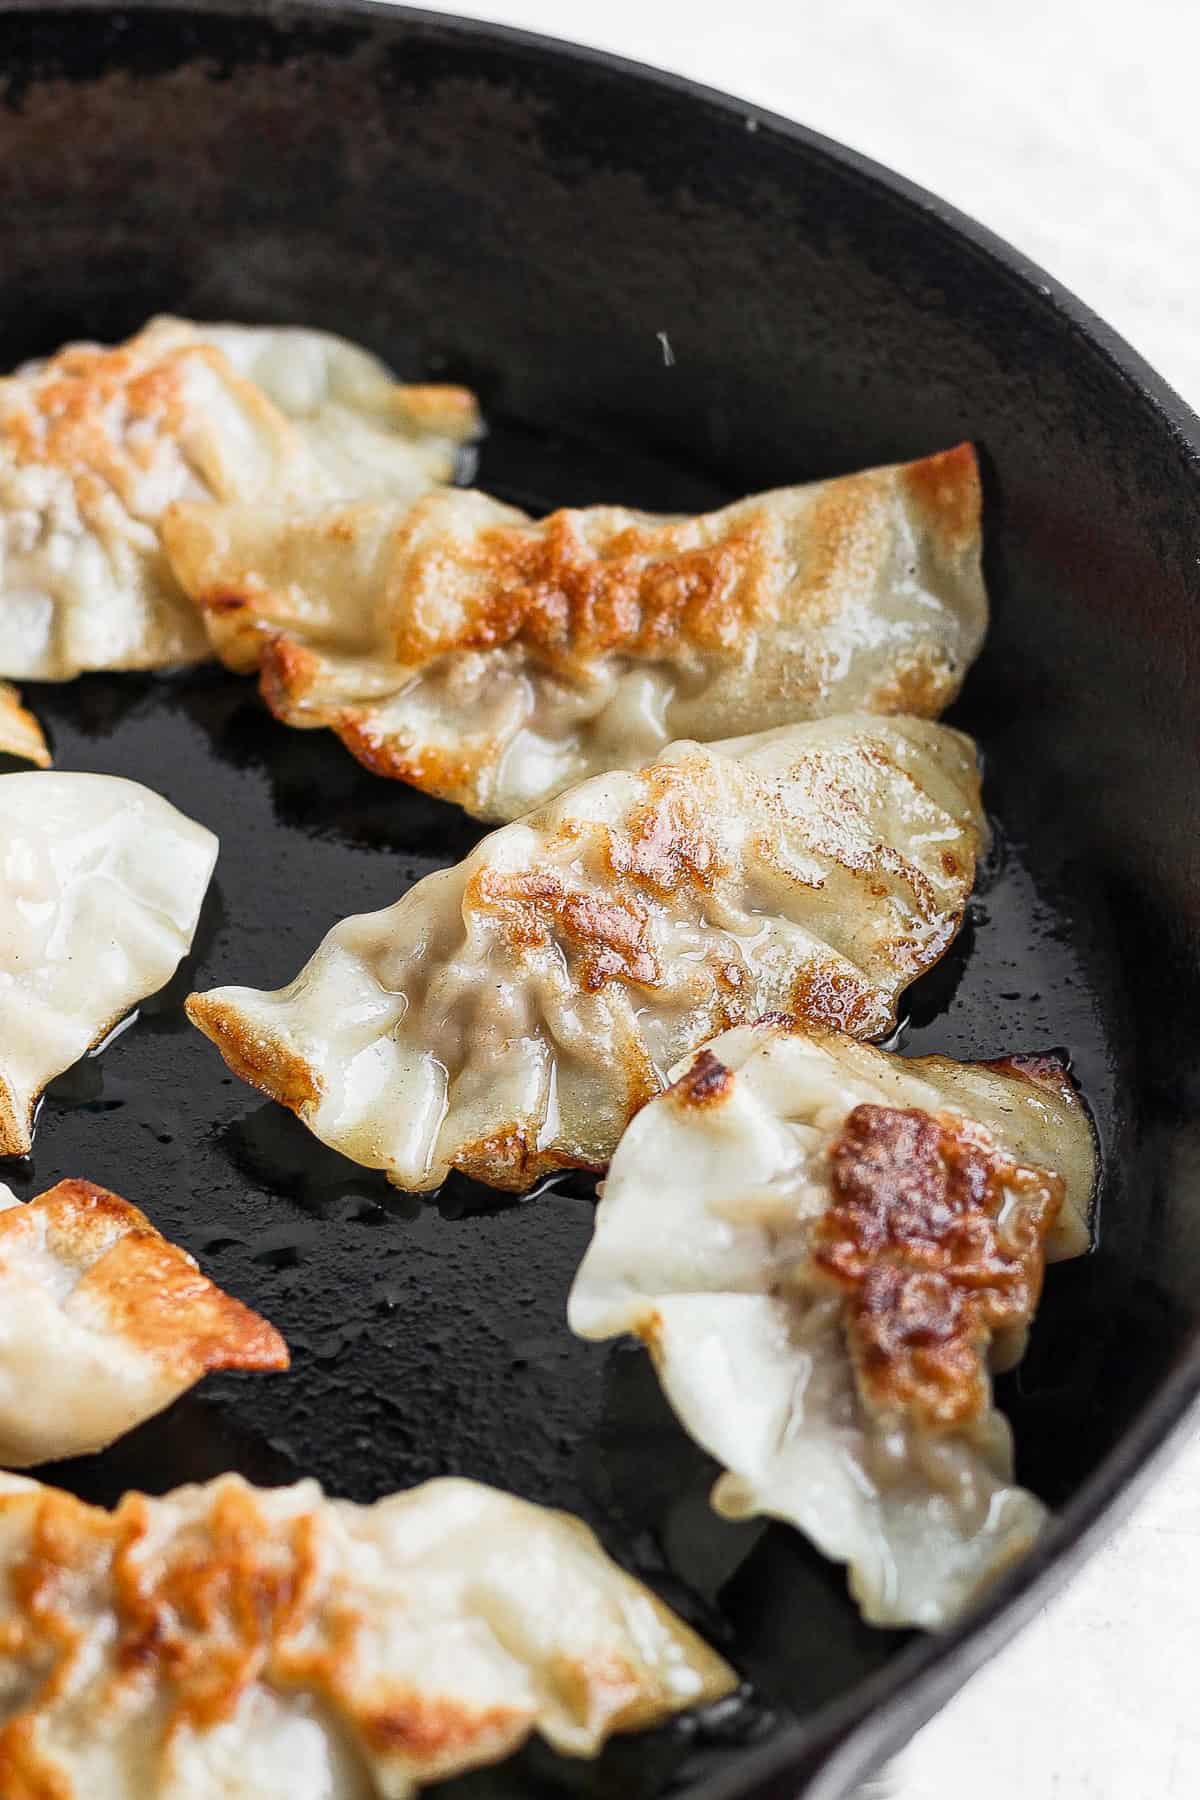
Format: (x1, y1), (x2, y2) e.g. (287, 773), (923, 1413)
(2, 4), (1200, 1791)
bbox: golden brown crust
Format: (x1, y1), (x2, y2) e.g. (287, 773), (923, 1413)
(184, 994), (324, 1111)
(402, 507), (773, 677)
(0, 1474), (716, 1787)
(789, 964), (895, 1038)
(979, 1051), (1078, 1105)
(0, 1718), (72, 1800)
(0, 1076), (27, 1161)
(901, 442), (982, 560)
(2, 337), (220, 520)
(2, 1179), (289, 1378)
(332, 709), (487, 806)
(170, 446), (985, 818)
(390, 384), (481, 440)
(863, 651), (960, 719)
(70, 1221), (287, 1377)
(452, 1134), (607, 1192)
(257, 634), (329, 708)
(815, 1104), (1062, 1429)
(468, 868), (661, 993)
(667, 1049), (735, 1110)
(0, 686), (51, 769)
(358, 1692), (527, 1762)
(604, 765), (726, 895)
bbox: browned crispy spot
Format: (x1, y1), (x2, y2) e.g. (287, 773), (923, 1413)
(332, 711), (486, 808)
(0, 1716), (73, 1800)
(814, 1103), (1062, 1429)
(605, 767), (725, 896)
(0, 1474), (694, 1789)
(635, 1308), (666, 1359)
(257, 635), (331, 714)
(979, 1052), (1077, 1105)
(392, 384), (482, 441)
(901, 441), (981, 559)
(205, 592), (252, 615)
(452, 1128), (606, 1192)
(0, 1483), (329, 1779)
(0, 685), (51, 769)
(362, 1693), (528, 1759)
(117, 1483), (316, 1730)
(469, 868), (660, 992)
(400, 507), (773, 676)
(0, 1178), (289, 1377)
(2, 338), (225, 518)
(0, 1081), (31, 1157)
(55, 1191), (287, 1376)
(790, 964), (892, 1037)
(450, 1126), (536, 1190)
(185, 993), (323, 1112)
(868, 651), (956, 717)
(669, 1049), (735, 1110)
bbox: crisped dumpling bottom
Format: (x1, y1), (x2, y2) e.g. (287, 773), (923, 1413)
(0, 1177), (287, 1466)
(0, 316), (479, 681)
(186, 716), (984, 1192)
(569, 1018), (1097, 1629)
(163, 442), (986, 820)
(0, 1471), (735, 1798)
(0, 771), (218, 1154)
(0, 683), (49, 766)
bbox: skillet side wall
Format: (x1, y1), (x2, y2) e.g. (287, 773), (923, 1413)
(1, 6), (1200, 1796)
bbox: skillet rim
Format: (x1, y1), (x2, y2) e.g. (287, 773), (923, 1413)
(4, 2), (1200, 1793)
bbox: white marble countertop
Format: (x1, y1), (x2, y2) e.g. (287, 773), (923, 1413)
(400, 3), (1200, 1791)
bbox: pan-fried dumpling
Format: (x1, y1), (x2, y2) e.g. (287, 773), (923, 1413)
(0, 771), (217, 1154)
(568, 1018), (1097, 1629)
(186, 716), (984, 1192)
(0, 684), (49, 766)
(163, 442), (986, 820)
(0, 317), (479, 680)
(0, 1470), (735, 1796)
(0, 1177), (286, 1465)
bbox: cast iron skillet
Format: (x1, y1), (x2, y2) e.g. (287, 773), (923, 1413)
(3, 3), (1200, 1794)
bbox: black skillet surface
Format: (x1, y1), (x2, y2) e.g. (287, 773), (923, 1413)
(3, 4), (1200, 1796)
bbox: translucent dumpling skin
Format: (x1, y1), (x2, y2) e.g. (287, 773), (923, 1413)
(163, 443), (987, 820)
(0, 770), (218, 1154)
(186, 716), (985, 1193)
(0, 1178), (287, 1466)
(0, 1471), (734, 1798)
(568, 1018), (1097, 1629)
(0, 317), (478, 681)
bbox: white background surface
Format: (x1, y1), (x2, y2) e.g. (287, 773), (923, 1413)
(404, 3), (1200, 1794)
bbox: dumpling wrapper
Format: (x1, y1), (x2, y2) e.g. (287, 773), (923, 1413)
(568, 1018), (1097, 1630)
(0, 771), (217, 1154)
(0, 1470), (735, 1797)
(186, 715), (984, 1192)
(0, 684), (49, 767)
(0, 317), (479, 681)
(163, 442), (986, 820)
(0, 1177), (286, 1466)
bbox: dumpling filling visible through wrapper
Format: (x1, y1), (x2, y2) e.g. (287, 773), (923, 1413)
(186, 715), (986, 1193)
(164, 443), (986, 820)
